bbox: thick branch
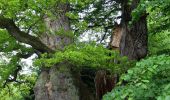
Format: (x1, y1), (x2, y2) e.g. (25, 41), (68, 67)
(0, 17), (54, 53)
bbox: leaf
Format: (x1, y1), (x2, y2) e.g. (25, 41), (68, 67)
(148, 67), (154, 72)
(141, 80), (149, 83)
(141, 84), (147, 89)
(128, 70), (133, 74)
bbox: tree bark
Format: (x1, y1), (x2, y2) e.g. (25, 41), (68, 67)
(32, 2), (80, 100)
(34, 63), (79, 100)
(120, 0), (148, 60)
(34, 2), (94, 100)
(0, 1), (95, 99)
(110, 23), (122, 50)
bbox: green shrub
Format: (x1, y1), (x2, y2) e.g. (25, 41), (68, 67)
(103, 55), (170, 100)
(34, 43), (134, 75)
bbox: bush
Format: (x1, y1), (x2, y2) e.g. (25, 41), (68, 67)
(103, 54), (170, 100)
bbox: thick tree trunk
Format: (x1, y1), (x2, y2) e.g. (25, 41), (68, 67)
(34, 63), (79, 100)
(107, 0), (148, 98)
(33, 3), (80, 100)
(102, 1), (148, 99)
(120, 0), (148, 60)
(34, 65), (95, 100)
(33, 2), (94, 100)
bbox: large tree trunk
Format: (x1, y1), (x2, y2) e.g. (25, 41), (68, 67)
(97, 0), (148, 99)
(33, 2), (94, 100)
(120, 0), (148, 60)
(34, 63), (79, 100)
(33, 3), (79, 100)
(106, 0), (148, 98)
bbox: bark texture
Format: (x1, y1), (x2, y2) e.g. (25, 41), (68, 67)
(33, 2), (81, 100)
(39, 3), (72, 51)
(110, 23), (122, 50)
(120, 0), (148, 60)
(34, 2), (94, 100)
(34, 63), (79, 100)
(95, 70), (118, 100)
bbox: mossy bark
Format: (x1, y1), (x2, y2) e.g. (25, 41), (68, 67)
(33, 2), (94, 100)
(33, 2), (80, 100)
(34, 63), (79, 100)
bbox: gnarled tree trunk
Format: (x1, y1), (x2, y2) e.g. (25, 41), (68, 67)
(33, 2), (94, 100)
(33, 3), (79, 100)
(120, 0), (148, 60)
(34, 63), (79, 100)
(106, 0), (148, 99)
(99, 1), (148, 99)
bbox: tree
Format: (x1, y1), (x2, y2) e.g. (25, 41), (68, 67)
(119, 0), (148, 60)
(33, 3), (81, 100)
(0, 0), (158, 100)
(0, 1), (80, 100)
(73, 0), (148, 99)
(103, 0), (170, 99)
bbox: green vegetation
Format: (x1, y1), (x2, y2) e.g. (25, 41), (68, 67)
(103, 55), (170, 100)
(0, 0), (169, 100)
(103, 0), (170, 100)
(35, 43), (133, 75)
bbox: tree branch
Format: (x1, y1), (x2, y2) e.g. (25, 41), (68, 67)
(17, 52), (35, 59)
(0, 17), (54, 53)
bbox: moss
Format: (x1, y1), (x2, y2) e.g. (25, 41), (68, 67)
(55, 28), (74, 38)
(58, 65), (69, 73)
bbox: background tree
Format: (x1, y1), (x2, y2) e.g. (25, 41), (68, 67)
(104, 0), (170, 99)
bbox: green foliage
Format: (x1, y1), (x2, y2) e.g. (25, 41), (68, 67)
(146, 0), (170, 55)
(131, 0), (170, 25)
(0, 29), (18, 52)
(149, 30), (170, 55)
(0, 84), (24, 100)
(0, 0), (170, 99)
(104, 0), (170, 99)
(103, 55), (170, 100)
(0, 56), (18, 84)
(0, 73), (36, 100)
(55, 28), (74, 38)
(0, 28), (36, 100)
(0, 53), (36, 99)
(131, 0), (149, 22)
(35, 43), (134, 74)
(147, 0), (170, 33)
